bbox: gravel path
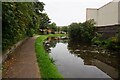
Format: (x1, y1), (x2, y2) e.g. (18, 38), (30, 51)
(3, 36), (41, 78)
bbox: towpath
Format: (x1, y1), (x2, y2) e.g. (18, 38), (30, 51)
(3, 36), (40, 78)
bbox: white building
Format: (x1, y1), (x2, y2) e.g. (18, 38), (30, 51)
(86, 0), (120, 27)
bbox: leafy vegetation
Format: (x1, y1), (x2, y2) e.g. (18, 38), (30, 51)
(39, 13), (51, 34)
(92, 32), (120, 51)
(35, 34), (65, 79)
(2, 2), (50, 51)
(61, 26), (68, 34)
(68, 19), (95, 42)
(67, 19), (120, 50)
(48, 22), (57, 34)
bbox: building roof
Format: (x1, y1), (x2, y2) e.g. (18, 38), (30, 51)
(112, 0), (120, 2)
(86, 0), (120, 11)
(97, 0), (119, 10)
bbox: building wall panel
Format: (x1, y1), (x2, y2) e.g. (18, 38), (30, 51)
(98, 2), (118, 26)
(86, 9), (98, 25)
(118, 1), (120, 23)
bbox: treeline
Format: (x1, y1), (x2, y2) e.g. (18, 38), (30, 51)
(62, 19), (120, 50)
(59, 19), (95, 42)
(2, 2), (50, 51)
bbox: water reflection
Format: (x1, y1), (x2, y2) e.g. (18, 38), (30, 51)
(44, 37), (119, 79)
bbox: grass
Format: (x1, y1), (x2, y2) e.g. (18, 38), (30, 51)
(35, 34), (65, 79)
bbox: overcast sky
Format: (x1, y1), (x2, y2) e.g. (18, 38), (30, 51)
(39, 0), (113, 26)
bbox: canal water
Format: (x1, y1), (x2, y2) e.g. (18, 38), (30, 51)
(44, 37), (119, 79)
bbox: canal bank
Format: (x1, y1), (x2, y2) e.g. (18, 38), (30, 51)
(35, 34), (65, 78)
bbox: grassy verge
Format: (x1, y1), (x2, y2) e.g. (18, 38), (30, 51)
(35, 34), (65, 79)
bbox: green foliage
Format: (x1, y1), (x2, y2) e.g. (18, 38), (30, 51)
(81, 20), (95, 42)
(68, 19), (95, 42)
(35, 34), (65, 78)
(48, 22), (57, 34)
(57, 27), (61, 32)
(50, 57), (55, 64)
(91, 32), (102, 45)
(34, 2), (45, 14)
(68, 23), (82, 40)
(92, 36), (120, 50)
(106, 37), (120, 50)
(39, 13), (50, 34)
(92, 29), (120, 50)
(117, 30), (120, 44)
(2, 2), (46, 51)
(61, 26), (68, 34)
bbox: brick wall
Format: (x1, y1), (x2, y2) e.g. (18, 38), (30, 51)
(95, 24), (120, 39)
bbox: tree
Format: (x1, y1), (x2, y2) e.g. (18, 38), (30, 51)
(57, 27), (61, 33)
(34, 2), (45, 14)
(39, 13), (50, 34)
(68, 23), (82, 40)
(61, 26), (68, 34)
(2, 2), (47, 51)
(48, 22), (57, 34)
(32, 2), (51, 34)
(81, 19), (95, 42)
(68, 19), (95, 42)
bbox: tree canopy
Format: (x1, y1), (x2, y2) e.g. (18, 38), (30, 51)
(68, 19), (95, 42)
(2, 2), (50, 51)
(48, 22), (57, 33)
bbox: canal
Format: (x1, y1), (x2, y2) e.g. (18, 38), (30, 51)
(44, 37), (119, 79)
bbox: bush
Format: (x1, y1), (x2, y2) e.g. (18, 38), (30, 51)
(117, 30), (120, 44)
(68, 19), (95, 42)
(106, 37), (120, 50)
(68, 23), (82, 41)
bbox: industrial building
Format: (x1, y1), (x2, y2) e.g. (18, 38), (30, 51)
(86, 0), (120, 38)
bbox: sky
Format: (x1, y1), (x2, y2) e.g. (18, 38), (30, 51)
(39, 0), (113, 26)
